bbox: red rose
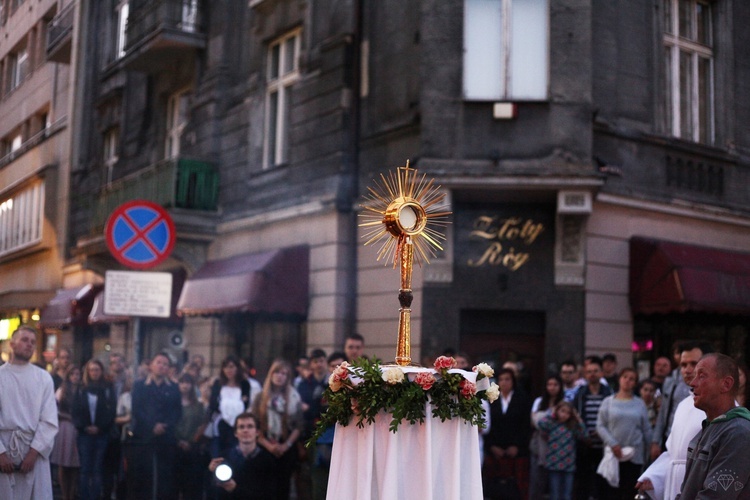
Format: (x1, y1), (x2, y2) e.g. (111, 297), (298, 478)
(433, 356), (457, 371)
(459, 379), (477, 399)
(415, 372), (436, 391)
(332, 361), (350, 382)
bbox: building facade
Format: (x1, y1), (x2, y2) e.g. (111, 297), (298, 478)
(0, 0), (91, 363)
(43, 0), (749, 387)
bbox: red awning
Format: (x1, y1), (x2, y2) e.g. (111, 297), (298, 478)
(39, 284), (103, 328)
(176, 246), (309, 317)
(629, 237), (750, 315)
(88, 289), (130, 324)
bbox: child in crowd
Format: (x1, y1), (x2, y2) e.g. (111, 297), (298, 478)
(536, 401), (585, 500)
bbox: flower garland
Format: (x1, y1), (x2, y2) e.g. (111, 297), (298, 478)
(307, 355), (499, 446)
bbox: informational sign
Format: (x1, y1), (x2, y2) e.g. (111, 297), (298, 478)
(105, 200), (176, 269)
(104, 270), (173, 318)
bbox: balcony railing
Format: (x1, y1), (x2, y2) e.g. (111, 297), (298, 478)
(125, 0), (204, 53)
(46, 1), (75, 64)
(91, 158), (218, 231)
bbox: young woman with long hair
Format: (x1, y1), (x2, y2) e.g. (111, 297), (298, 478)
(252, 359), (303, 500)
(529, 374), (564, 500)
(207, 356), (252, 457)
(72, 359), (116, 500)
(50, 365), (82, 500)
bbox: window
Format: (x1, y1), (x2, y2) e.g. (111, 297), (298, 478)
(9, 47), (29, 91)
(0, 182), (45, 258)
(463, 0), (549, 101)
(115, 0), (129, 59)
(180, 0), (198, 32)
(165, 88), (191, 159)
(10, 134), (23, 152)
(664, 0), (713, 143)
(264, 29), (301, 168)
(103, 128), (120, 185)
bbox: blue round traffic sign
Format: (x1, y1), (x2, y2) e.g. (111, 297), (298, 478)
(105, 200), (176, 269)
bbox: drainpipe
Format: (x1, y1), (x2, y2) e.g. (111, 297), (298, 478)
(335, 0), (363, 342)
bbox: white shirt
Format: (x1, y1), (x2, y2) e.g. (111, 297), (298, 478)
(638, 394), (705, 499)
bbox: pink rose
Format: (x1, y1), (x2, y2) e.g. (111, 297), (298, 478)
(433, 356), (457, 371)
(459, 379), (477, 399)
(415, 372), (436, 391)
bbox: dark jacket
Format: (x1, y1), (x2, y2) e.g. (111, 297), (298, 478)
(131, 377), (182, 443)
(485, 389), (533, 456)
(72, 382), (117, 434)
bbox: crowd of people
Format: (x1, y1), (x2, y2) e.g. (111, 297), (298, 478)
(2, 325), (750, 500)
(0, 329), (366, 500)
(480, 343), (750, 500)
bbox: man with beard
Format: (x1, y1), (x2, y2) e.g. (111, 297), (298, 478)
(0, 326), (59, 499)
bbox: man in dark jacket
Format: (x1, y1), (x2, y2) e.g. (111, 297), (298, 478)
(127, 353), (181, 500)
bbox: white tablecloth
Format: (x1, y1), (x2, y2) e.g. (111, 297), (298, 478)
(326, 405), (484, 500)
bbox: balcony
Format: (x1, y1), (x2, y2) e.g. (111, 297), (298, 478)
(91, 158), (219, 233)
(46, 2), (75, 64)
(120, 0), (206, 73)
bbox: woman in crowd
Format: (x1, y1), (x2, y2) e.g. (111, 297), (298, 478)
(253, 358), (304, 500)
(72, 359), (117, 500)
(207, 356), (252, 457)
(484, 367), (532, 499)
(175, 373), (208, 500)
(50, 365), (82, 500)
(596, 367), (653, 500)
(529, 374), (563, 500)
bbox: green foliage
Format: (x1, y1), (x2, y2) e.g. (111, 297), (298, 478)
(306, 357), (493, 447)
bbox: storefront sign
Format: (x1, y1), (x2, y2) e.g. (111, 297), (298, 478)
(466, 216), (545, 271)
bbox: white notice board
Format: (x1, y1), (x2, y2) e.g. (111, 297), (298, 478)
(104, 270), (173, 318)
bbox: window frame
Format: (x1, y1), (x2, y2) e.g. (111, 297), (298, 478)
(115, 0), (129, 59)
(463, 0), (549, 102)
(0, 181), (45, 258)
(165, 88), (192, 159)
(103, 128), (120, 185)
(263, 28), (302, 169)
(663, 0), (714, 144)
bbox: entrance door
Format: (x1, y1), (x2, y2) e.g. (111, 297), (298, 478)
(459, 309), (545, 397)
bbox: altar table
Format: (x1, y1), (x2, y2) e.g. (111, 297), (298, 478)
(325, 403), (484, 500)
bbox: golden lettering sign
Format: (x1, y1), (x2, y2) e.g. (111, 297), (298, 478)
(467, 216), (544, 270)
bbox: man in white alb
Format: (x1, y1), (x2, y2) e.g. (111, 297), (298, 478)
(635, 342), (711, 499)
(0, 326), (59, 500)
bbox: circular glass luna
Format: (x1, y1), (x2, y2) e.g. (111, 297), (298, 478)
(384, 199), (427, 237)
(215, 463), (233, 482)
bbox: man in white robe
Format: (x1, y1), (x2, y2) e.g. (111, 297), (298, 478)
(636, 343), (709, 499)
(0, 326), (59, 500)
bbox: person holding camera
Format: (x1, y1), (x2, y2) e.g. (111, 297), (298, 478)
(208, 412), (276, 499)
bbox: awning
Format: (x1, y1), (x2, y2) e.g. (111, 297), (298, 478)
(629, 237), (750, 315)
(0, 290), (56, 311)
(88, 289), (130, 324)
(39, 284), (103, 328)
(177, 246), (309, 317)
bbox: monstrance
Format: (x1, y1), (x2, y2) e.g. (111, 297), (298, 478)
(359, 161), (451, 366)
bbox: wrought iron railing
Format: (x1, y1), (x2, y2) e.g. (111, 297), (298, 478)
(92, 158), (218, 231)
(125, 0), (203, 52)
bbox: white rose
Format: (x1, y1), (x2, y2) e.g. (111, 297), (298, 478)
(382, 367), (405, 385)
(473, 363), (494, 379)
(485, 383), (500, 403)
